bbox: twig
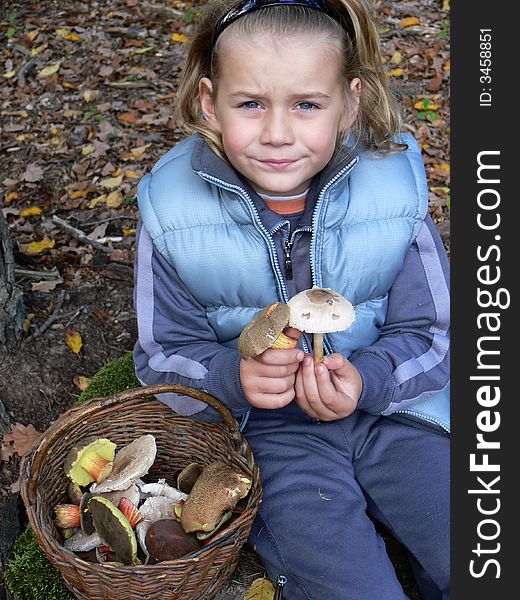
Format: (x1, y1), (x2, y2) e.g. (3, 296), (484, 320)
(52, 215), (114, 254)
(15, 267), (62, 281)
(141, 2), (184, 18)
(30, 291), (66, 338)
(17, 57), (37, 87)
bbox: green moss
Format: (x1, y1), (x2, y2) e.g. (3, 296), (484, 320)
(77, 351), (141, 405)
(6, 353), (140, 599)
(4, 525), (74, 600)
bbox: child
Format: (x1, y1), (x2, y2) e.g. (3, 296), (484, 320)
(133, 0), (450, 598)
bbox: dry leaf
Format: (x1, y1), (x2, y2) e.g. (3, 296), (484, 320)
(65, 329), (83, 354)
(38, 62), (62, 78)
(101, 175), (123, 189)
(31, 43), (48, 56)
(26, 238), (55, 254)
(22, 163), (44, 182)
(244, 577), (275, 600)
(106, 190), (123, 208)
(22, 313), (35, 334)
(32, 280), (61, 292)
(20, 206), (42, 217)
(1, 423), (42, 459)
(399, 17), (420, 28)
(83, 89), (100, 102)
(73, 375), (91, 391)
(171, 33), (188, 43)
(386, 68), (404, 77)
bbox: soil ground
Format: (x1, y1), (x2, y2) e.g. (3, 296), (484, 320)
(1, 1), (449, 597)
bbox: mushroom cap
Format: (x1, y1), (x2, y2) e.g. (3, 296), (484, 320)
(238, 302), (290, 360)
(90, 434), (157, 493)
(63, 436), (116, 487)
(145, 519), (202, 562)
(180, 461), (252, 534)
(288, 287), (355, 333)
(88, 496), (137, 565)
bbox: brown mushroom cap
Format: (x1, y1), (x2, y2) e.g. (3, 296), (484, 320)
(90, 434), (156, 493)
(180, 461), (252, 534)
(288, 287), (355, 333)
(238, 302), (294, 360)
(145, 519), (202, 562)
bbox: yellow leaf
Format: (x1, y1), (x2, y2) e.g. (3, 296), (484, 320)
(88, 194), (107, 208)
(101, 175), (123, 189)
(26, 30), (39, 42)
(442, 0), (450, 11)
(171, 33), (188, 43)
(3, 70), (16, 79)
(443, 60), (450, 71)
(106, 190), (123, 208)
(38, 62), (61, 78)
(244, 577), (276, 600)
(26, 238), (55, 254)
(55, 28), (69, 37)
(70, 188), (91, 199)
(20, 206), (42, 217)
(31, 43), (48, 56)
(124, 170), (141, 179)
(390, 51), (402, 64)
(130, 145), (149, 158)
(23, 313), (35, 335)
(65, 329), (83, 354)
(83, 89), (99, 102)
(82, 144), (95, 156)
(6, 192), (18, 203)
(123, 228), (136, 236)
(65, 33), (81, 42)
(73, 375), (91, 391)
(386, 68), (404, 77)
(399, 17), (420, 28)
(414, 100), (440, 110)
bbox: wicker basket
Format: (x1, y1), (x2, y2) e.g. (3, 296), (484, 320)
(19, 383), (263, 600)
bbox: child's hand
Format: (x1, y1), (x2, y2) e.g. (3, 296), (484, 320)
(294, 353), (362, 421)
(240, 345), (304, 410)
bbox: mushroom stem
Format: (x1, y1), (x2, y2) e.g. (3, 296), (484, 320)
(313, 332), (324, 364)
(81, 453), (113, 484)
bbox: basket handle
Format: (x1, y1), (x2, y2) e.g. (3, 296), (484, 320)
(25, 383), (243, 505)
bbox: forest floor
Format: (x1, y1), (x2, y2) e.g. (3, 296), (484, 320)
(0, 1), (450, 598)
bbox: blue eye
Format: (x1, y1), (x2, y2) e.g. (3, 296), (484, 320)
(297, 102), (316, 111)
(241, 101), (261, 110)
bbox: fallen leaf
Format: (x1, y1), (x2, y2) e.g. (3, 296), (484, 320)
(106, 190), (123, 208)
(3, 70), (16, 79)
(414, 100), (440, 111)
(22, 313), (35, 334)
(101, 175), (123, 189)
(399, 17), (420, 28)
(65, 329), (83, 354)
(83, 89), (100, 102)
(26, 30), (39, 42)
(390, 50), (402, 64)
(38, 61), (62, 78)
(10, 480), (20, 493)
(386, 68), (404, 77)
(26, 238), (55, 254)
(5, 192), (18, 203)
(73, 375), (91, 391)
(22, 163), (44, 182)
(1, 423), (42, 459)
(244, 577), (275, 600)
(32, 280), (61, 292)
(171, 33), (188, 43)
(119, 112), (139, 124)
(31, 43), (48, 56)
(20, 206), (42, 217)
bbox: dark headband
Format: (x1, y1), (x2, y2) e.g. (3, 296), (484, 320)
(212, 0), (355, 46)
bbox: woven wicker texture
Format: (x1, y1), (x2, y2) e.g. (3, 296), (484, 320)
(19, 384), (263, 600)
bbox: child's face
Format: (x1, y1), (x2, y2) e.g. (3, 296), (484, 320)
(200, 33), (360, 197)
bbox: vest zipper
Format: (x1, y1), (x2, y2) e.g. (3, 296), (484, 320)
(309, 156), (359, 355)
(393, 409), (450, 432)
(284, 238), (293, 280)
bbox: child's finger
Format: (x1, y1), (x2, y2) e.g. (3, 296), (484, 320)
(259, 347), (304, 366)
(299, 355), (337, 420)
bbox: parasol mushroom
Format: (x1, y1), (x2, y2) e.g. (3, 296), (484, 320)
(288, 287), (355, 363)
(238, 302), (297, 360)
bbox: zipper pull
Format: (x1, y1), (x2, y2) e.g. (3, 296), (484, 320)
(274, 574), (287, 599)
(284, 240), (293, 280)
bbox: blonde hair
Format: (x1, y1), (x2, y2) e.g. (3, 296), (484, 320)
(175, 0), (402, 154)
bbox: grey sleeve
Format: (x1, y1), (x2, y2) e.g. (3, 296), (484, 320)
(133, 222), (250, 420)
(350, 215), (450, 415)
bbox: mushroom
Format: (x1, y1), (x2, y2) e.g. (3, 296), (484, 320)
(180, 461), (252, 534)
(88, 496), (138, 565)
(177, 463), (203, 494)
(238, 302), (297, 360)
(63, 529), (102, 553)
(137, 479), (187, 502)
(63, 436), (116, 487)
(135, 495), (179, 556)
(117, 497), (143, 529)
(54, 503), (80, 529)
(144, 519), (202, 562)
(90, 434), (157, 493)
(288, 287), (355, 363)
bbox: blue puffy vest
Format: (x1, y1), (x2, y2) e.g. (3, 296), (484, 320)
(138, 134), (450, 432)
